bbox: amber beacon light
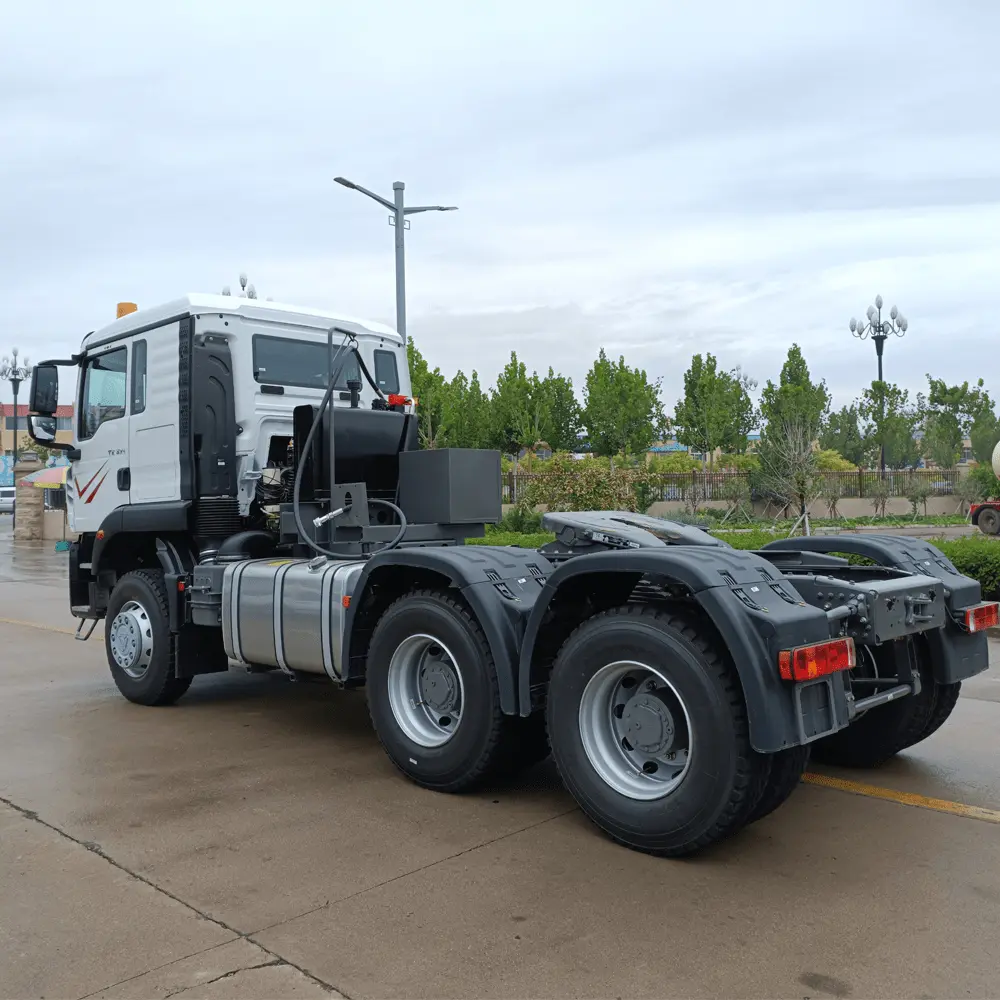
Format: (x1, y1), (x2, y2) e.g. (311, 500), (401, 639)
(117, 302), (138, 318)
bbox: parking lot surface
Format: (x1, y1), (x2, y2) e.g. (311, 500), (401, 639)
(2, 520), (1000, 999)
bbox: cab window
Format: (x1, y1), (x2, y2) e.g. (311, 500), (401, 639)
(373, 349), (400, 395)
(80, 347), (127, 439)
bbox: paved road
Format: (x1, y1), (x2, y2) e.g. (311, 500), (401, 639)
(2, 521), (1000, 999)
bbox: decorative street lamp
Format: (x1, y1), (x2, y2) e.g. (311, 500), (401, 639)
(1, 347), (31, 466)
(849, 295), (908, 474)
(333, 177), (457, 345)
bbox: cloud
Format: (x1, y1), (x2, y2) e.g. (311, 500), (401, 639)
(1, 0), (998, 416)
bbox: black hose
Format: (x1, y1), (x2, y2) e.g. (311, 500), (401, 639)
(352, 349), (388, 403)
(368, 497), (407, 553)
(292, 338), (354, 559)
(291, 338), (408, 560)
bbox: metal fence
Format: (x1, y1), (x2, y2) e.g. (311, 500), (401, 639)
(502, 469), (962, 505)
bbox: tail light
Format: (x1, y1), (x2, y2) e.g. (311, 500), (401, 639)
(965, 602), (999, 633)
(387, 393), (411, 408)
(778, 638), (856, 682)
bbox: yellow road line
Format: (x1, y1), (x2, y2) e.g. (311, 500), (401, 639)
(804, 772), (1000, 825)
(0, 616), (82, 636)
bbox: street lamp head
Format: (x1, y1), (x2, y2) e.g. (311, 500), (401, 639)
(882, 321), (892, 335)
(899, 315), (908, 332)
(849, 317), (858, 333)
(866, 304), (876, 321)
(334, 176), (358, 190)
(890, 304), (898, 320)
(435, 206), (458, 212)
(875, 294), (883, 310)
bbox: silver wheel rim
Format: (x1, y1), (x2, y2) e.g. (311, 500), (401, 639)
(110, 600), (154, 680)
(387, 634), (464, 747)
(579, 660), (693, 801)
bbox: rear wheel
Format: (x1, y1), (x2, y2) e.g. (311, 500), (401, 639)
(900, 681), (961, 750)
(105, 570), (192, 706)
(546, 605), (770, 856)
(747, 745), (810, 824)
(365, 589), (515, 792)
(978, 508), (1000, 535)
(811, 640), (935, 768)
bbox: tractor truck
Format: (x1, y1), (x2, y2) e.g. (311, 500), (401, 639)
(26, 295), (997, 857)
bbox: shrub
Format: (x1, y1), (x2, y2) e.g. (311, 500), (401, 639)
(935, 536), (1000, 596)
(954, 475), (984, 516)
(467, 531), (555, 548)
(868, 478), (891, 519)
(815, 449), (857, 472)
(905, 480), (934, 519)
(821, 480), (843, 519)
(969, 462), (1000, 501)
(495, 508), (543, 534)
(516, 461), (656, 514)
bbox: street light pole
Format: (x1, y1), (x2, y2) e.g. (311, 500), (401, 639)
(849, 296), (907, 475)
(1, 348), (31, 533)
(333, 176), (457, 345)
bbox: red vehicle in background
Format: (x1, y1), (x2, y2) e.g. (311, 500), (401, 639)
(971, 442), (1000, 535)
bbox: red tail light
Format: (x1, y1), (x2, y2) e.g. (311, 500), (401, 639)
(778, 638), (857, 682)
(387, 393), (411, 407)
(965, 602), (999, 633)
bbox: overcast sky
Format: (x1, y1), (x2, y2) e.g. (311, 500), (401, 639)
(2, 1), (998, 415)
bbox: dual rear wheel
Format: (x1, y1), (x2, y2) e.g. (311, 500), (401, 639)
(365, 592), (806, 855)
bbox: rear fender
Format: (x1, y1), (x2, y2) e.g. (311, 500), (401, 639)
(760, 535), (989, 684)
(342, 545), (550, 714)
(516, 548), (839, 753)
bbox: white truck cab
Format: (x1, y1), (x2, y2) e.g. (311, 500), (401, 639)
(53, 295), (410, 537)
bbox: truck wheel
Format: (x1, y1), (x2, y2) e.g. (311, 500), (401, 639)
(978, 508), (1000, 535)
(900, 681), (961, 749)
(811, 640), (935, 768)
(545, 605), (771, 856)
(747, 745), (810, 825)
(365, 588), (512, 793)
(105, 570), (192, 707)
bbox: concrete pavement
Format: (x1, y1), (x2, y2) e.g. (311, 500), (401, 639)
(2, 521), (1000, 998)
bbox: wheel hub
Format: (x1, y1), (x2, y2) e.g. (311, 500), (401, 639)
(620, 692), (676, 754)
(419, 658), (460, 714)
(109, 602), (154, 679)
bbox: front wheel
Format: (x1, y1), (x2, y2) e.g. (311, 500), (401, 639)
(546, 606), (770, 857)
(105, 570), (192, 706)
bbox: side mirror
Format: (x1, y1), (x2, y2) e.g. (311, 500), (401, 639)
(28, 414), (57, 443)
(29, 364), (59, 416)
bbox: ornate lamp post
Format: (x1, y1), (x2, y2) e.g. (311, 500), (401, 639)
(1, 348), (31, 466)
(849, 295), (907, 474)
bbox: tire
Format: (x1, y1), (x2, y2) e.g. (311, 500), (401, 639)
(365, 588), (515, 793)
(747, 745), (810, 824)
(900, 681), (961, 749)
(545, 605), (771, 857)
(811, 640), (935, 768)
(978, 508), (1000, 535)
(105, 570), (192, 706)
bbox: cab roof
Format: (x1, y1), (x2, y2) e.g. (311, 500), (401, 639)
(81, 294), (401, 351)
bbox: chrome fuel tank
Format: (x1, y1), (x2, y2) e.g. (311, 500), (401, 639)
(221, 558), (365, 678)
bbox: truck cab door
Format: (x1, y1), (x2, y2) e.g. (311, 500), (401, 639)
(69, 345), (130, 534)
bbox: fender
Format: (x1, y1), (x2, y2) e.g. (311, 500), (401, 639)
(516, 547), (838, 753)
(761, 534), (990, 684)
(90, 501), (192, 576)
(342, 544), (550, 714)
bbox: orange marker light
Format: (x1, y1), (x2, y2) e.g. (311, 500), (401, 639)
(342, 595), (351, 608)
(778, 638), (856, 682)
(117, 302), (137, 318)
(96, 529), (105, 540)
(965, 602), (999, 633)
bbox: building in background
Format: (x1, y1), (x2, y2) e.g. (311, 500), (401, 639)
(0, 404), (74, 485)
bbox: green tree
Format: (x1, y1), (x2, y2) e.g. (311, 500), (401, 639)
(489, 352), (538, 462)
(820, 404), (867, 468)
(673, 354), (757, 466)
(582, 349), (667, 458)
(443, 369), (491, 449)
(923, 376), (995, 468)
(759, 344), (831, 442)
(407, 340), (448, 448)
(859, 381), (921, 469)
(970, 411), (1000, 466)
(533, 368), (582, 453)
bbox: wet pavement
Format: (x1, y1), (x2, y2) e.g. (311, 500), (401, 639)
(2, 520), (1000, 999)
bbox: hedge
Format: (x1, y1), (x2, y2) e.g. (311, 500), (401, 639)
(466, 529), (1000, 597)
